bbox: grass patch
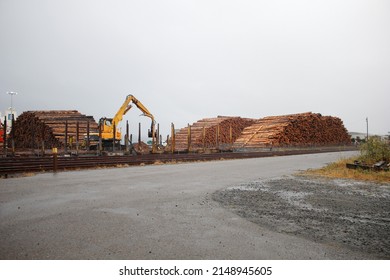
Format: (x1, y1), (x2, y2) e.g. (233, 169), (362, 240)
(303, 157), (390, 183)
(304, 138), (390, 183)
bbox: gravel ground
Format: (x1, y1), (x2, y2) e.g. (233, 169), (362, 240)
(212, 175), (390, 259)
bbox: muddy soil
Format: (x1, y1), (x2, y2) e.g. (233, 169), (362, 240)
(213, 176), (390, 259)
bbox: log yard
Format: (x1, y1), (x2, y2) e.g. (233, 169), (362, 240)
(0, 92), (354, 175)
(1, 3), (389, 279)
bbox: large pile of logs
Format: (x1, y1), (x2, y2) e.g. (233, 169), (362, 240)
(12, 110), (98, 148)
(233, 112), (351, 150)
(170, 116), (256, 151)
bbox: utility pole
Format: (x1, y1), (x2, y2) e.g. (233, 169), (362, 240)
(366, 117), (369, 141)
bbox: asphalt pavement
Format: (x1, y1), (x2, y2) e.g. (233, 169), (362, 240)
(0, 151), (367, 259)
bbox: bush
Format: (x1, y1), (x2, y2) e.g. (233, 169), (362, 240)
(359, 137), (390, 163)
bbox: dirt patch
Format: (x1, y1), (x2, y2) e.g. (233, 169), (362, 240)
(212, 176), (390, 259)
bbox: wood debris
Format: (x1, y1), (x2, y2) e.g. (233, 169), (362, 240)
(133, 141), (151, 154)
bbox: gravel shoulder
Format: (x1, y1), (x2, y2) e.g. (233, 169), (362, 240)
(212, 175), (390, 259)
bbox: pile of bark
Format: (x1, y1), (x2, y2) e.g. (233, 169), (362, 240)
(233, 112), (351, 150)
(170, 116), (256, 151)
(133, 141), (151, 154)
(12, 110), (98, 148)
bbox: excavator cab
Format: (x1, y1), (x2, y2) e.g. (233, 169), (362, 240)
(103, 118), (112, 126)
(99, 117), (121, 141)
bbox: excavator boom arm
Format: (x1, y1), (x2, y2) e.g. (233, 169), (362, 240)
(98, 93), (157, 153)
(112, 94), (154, 126)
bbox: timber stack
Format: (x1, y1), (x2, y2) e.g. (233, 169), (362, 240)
(233, 112), (351, 150)
(12, 110), (98, 148)
(171, 116), (256, 152)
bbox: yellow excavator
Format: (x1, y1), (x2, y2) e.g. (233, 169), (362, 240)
(97, 94), (157, 153)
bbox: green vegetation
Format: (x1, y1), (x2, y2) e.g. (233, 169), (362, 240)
(359, 137), (390, 164)
(304, 137), (390, 183)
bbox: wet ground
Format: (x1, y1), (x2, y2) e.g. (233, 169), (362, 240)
(1, 151), (385, 259)
(213, 176), (390, 259)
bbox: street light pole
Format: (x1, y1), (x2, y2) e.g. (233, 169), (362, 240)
(7, 91), (18, 113)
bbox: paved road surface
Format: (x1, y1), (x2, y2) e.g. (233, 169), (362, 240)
(1, 151), (367, 259)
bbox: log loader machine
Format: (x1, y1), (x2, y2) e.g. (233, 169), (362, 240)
(95, 94), (157, 153)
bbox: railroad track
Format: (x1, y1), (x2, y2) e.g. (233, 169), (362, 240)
(0, 147), (356, 177)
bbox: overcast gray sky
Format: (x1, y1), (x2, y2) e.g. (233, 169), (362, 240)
(0, 0), (389, 138)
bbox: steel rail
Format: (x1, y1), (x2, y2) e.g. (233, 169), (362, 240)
(0, 146), (356, 177)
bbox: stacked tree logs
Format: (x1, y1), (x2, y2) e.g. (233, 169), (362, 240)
(170, 116), (256, 151)
(12, 110), (98, 148)
(233, 112), (351, 150)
